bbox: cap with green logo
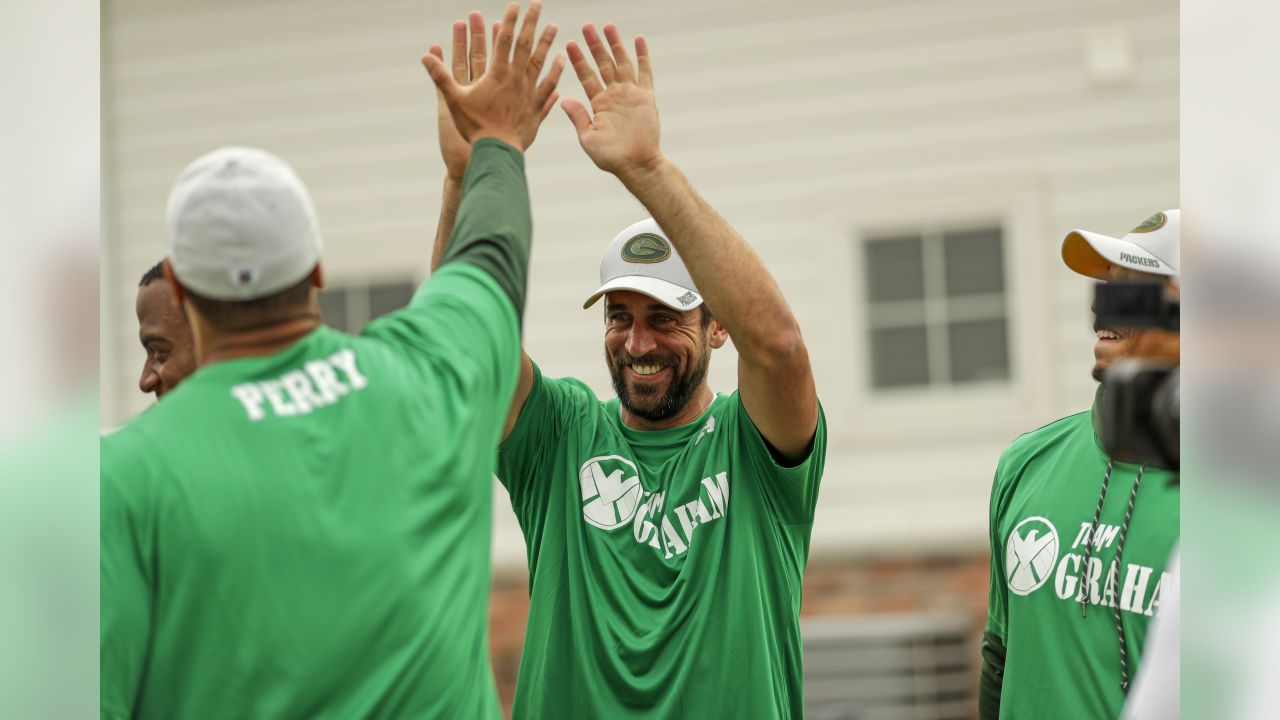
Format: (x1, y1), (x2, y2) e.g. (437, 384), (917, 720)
(583, 218), (703, 310)
(1061, 209), (1179, 280)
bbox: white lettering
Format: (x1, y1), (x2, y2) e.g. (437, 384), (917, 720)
(280, 370), (323, 414)
(1145, 571), (1170, 617)
(1120, 564), (1154, 613)
(1055, 553), (1081, 599)
(674, 501), (703, 542)
(329, 348), (368, 390)
(231, 383), (267, 422)
(660, 515), (687, 558)
(649, 491), (666, 515)
(1102, 560), (1121, 608)
(227, 351), (367, 421)
(1076, 556), (1104, 605)
(1072, 523), (1093, 549)
(702, 476), (727, 518)
(305, 359), (349, 404)
(588, 469), (732, 559)
(1093, 525), (1121, 550)
(633, 495), (657, 545)
(713, 472), (730, 508)
(674, 503), (696, 541)
(260, 379), (298, 416)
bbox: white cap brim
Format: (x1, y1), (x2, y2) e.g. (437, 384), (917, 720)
(583, 275), (704, 311)
(1062, 229), (1176, 280)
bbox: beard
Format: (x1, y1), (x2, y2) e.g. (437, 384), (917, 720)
(608, 344), (711, 422)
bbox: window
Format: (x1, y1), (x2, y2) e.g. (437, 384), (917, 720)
(862, 226), (1010, 390)
(318, 280), (416, 334)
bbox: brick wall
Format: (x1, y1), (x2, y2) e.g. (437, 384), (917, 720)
(488, 554), (990, 717)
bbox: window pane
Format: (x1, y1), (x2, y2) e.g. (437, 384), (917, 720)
(369, 282), (416, 319)
(943, 227), (1004, 296)
(318, 289), (349, 332)
(948, 317), (1010, 383)
(864, 235), (924, 303)
(870, 325), (930, 388)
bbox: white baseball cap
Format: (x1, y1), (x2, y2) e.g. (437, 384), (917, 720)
(583, 218), (703, 311)
(1062, 209), (1179, 280)
(166, 146), (323, 301)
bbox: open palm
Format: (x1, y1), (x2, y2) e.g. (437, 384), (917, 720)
(422, 1), (563, 156)
(562, 24), (663, 179)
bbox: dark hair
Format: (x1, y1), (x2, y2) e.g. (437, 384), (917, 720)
(139, 261), (166, 288)
(186, 273), (314, 331)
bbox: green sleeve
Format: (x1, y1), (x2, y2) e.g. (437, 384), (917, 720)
(99, 444), (152, 720)
(979, 630), (1006, 720)
(731, 394), (827, 525)
(986, 460), (1011, 641)
(363, 263), (521, 419)
(439, 137), (531, 322)
(497, 364), (594, 537)
(981, 457), (1011, 720)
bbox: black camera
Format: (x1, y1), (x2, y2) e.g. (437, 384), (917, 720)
(1094, 281), (1179, 471)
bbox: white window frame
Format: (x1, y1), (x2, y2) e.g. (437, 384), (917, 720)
(791, 186), (1057, 445)
(863, 224), (1011, 391)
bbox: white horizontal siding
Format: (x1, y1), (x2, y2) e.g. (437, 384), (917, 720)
(103, 0), (1178, 559)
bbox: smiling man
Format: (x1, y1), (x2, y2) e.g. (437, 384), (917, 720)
(981, 210), (1181, 720)
(494, 24), (824, 719)
(427, 18), (825, 718)
(135, 261), (195, 399)
(588, 219), (723, 429)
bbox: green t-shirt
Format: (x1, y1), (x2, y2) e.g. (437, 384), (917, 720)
(497, 364), (827, 718)
(101, 263), (519, 720)
(986, 402), (1179, 720)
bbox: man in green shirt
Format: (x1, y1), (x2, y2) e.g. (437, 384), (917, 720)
(981, 210), (1182, 719)
(432, 22), (826, 718)
(101, 4), (563, 717)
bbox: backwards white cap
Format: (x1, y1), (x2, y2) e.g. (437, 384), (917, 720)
(583, 218), (703, 311)
(1062, 209), (1180, 280)
(166, 146), (323, 301)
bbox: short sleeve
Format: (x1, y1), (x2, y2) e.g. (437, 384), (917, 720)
(731, 394), (827, 525)
(362, 263), (522, 415)
(100, 440), (155, 719)
(497, 364), (596, 529)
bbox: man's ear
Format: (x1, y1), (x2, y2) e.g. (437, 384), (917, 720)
(161, 259), (187, 306)
(310, 264), (325, 291)
(708, 319), (729, 350)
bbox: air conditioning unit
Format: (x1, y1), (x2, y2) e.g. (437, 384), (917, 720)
(803, 613), (975, 720)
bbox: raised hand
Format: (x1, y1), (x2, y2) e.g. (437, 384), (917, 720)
(421, 1), (564, 152)
(427, 16), (488, 181)
(561, 23), (662, 181)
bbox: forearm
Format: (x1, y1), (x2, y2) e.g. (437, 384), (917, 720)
(978, 630), (1006, 720)
(430, 176), (463, 273)
(619, 158), (802, 363)
(440, 138), (532, 320)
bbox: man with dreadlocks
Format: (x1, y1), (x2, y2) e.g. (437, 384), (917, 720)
(980, 210), (1181, 719)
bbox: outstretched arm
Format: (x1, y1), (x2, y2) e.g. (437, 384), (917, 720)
(420, 0), (563, 315)
(561, 25), (817, 460)
(422, 4), (552, 436)
(427, 9), (562, 274)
